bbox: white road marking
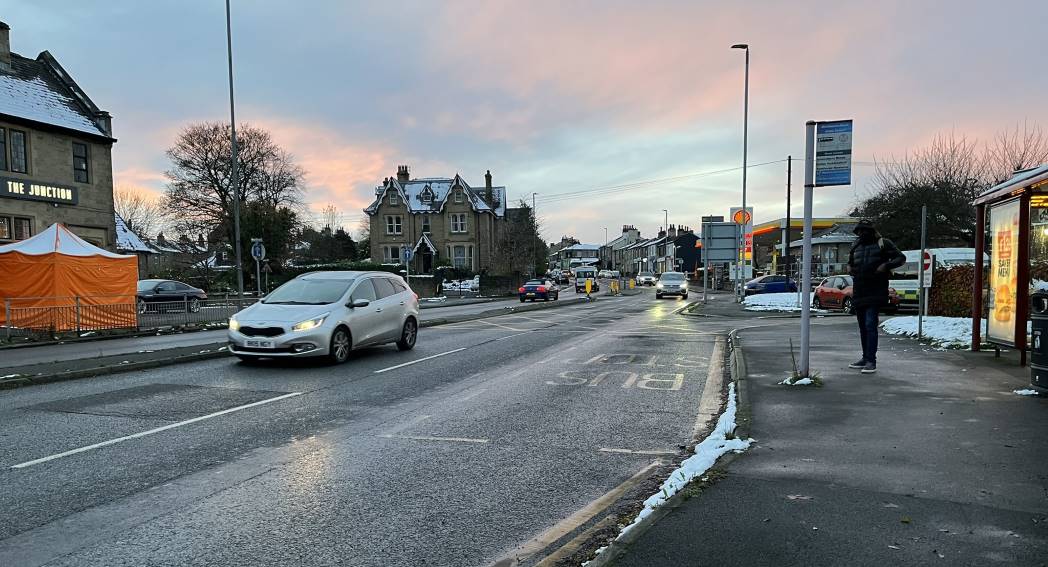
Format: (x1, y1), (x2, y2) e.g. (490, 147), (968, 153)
(9, 392), (304, 469)
(459, 389), (487, 401)
(379, 434), (489, 444)
(373, 348), (467, 373)
(598, 447), (678, 456)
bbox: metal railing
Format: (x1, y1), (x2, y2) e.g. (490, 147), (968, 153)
(2, 295), (257, 341)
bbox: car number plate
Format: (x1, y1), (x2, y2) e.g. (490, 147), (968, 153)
(245, 340), (274, 348)
(526, 292), (535, 296)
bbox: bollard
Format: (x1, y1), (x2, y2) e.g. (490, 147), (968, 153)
(75, 296), (82, 334)
(183, 295), (190, 326)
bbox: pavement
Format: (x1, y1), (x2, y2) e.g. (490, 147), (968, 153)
(609, 313), (1048, 567)
(0, 288), (719, 566)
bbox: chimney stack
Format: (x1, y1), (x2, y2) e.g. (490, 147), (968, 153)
(484, 169), (493, 203)
(397, 165), (410, 183)
(0, 21), (11, 70)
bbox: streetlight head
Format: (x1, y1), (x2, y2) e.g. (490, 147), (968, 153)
(731, 43), (749, 50)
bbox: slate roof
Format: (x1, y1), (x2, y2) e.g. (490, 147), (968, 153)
(114, 213), (153, 253)
(364, 174), (507, 217)
(0, 51), (112, 139)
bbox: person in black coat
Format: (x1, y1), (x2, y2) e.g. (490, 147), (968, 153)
(846, 220), (906, 373)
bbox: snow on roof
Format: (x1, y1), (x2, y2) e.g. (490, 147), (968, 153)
(364, 175), (506, 217)
(0, 54), (109, 138)
(114, 214), (153, 253)
(0, 223), (131, 258)
(562, 243), (601, 251)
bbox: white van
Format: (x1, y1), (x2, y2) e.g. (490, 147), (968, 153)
(573, 266), (600, 293)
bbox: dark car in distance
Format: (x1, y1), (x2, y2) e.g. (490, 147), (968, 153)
(519, 279), (560, 302)
(137, 279), (207, 313)
(744, 275), (797, 295)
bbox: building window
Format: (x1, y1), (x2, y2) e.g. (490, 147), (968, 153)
(453, 245), (470, 269)
(73, 142), (89, 183)
(454, 190), (463, 203)
(385, 215), (402, 235)
(422, 216), (431, 234)
(389, 192), (398, 206)
(0, 216), (31, 241)
(383, 246), (401, 263)
(451, 213), (466, 233)
(10, 130), (27, 173)
(0, 127), (6, 171)
(421, 189), (432, 203)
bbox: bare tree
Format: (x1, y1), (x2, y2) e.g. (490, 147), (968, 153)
(320, 204), (343, 231)
(986, 121), (1048, 184)
(164, 122), (305, 240)
(114, 186), (169, 237)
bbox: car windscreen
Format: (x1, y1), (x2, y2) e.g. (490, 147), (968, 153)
(640, 272), (654, 277)
(660, 273), (685, 281)
(137, 280), (160, 291)
(263, 278), (354, 305)
(524, 280), (546, 286)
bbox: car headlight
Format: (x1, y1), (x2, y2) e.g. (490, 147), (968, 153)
(681, 283), (688, 289)
(229, 318), (240, 331)
(656, 282), (663, 288)
(292, 313), (329, 332)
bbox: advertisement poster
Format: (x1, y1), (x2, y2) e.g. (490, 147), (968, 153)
(988, 199), (1020, 345)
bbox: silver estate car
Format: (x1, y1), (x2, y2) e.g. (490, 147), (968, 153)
(655, 271), (689, 299)
(228, 271), (420, 364)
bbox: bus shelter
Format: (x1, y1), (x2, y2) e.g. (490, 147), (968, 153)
(972, 164), (1048, 364)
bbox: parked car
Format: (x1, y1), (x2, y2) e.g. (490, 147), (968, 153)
(655, 271), (689, 299)
(519, 278), (560, 302)
(637, 272), (657, 286)
(812, 275), (900, 314)
(553, 270), (570, 284)
(136, 279), (207, 313)
(743, 275), (797, 295)
(227, 271), (420, 364)
(574, 266), (600, 292)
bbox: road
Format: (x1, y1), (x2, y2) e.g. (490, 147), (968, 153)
(1, 294), (568, 370)
(0, 289), (724, 566)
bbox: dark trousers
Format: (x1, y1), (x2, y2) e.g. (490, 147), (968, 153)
(855, 304), (879, 363)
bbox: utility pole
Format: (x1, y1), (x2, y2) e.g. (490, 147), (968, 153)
(225, 0), (244, 298)
(532, 192), (538, 276)
(918, 205), (927, 339)
(784, 156), (792, 279)
(731, 43), (750, 302)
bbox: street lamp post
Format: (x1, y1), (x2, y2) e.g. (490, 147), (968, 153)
(603, 227), (609, 270)
(732, 43), (749, 301)
(531, 192), (538, 276)
(663, 209), (669, 272)
(225, 0), (244, 298)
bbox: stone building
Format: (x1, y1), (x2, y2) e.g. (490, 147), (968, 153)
(364, 166), (508, 273)
(0, 21), (117, 248)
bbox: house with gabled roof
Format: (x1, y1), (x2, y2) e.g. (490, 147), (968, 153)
(364, 165), (510, 273)
(0, 21), (117, 249)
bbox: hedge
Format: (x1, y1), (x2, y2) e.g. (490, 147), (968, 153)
(927, 261), (1048, 317)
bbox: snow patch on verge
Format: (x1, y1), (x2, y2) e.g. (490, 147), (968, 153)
(617, 383), (752, 540)
(780, 376), (814, 386)
(743, 292), (816, 312)
(1013, 389), (1040, 396)
(880, 316), (985, 348)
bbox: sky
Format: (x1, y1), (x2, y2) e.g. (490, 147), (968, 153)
(6, 1), (1048, 245)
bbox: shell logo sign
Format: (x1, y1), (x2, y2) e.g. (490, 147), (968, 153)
(731, 209), (752, 225)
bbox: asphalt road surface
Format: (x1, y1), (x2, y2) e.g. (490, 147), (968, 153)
(0, 290), (725, 566)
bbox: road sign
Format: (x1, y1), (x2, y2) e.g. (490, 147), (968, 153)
(922, 251), (934, 288)
(401, 246), (413, 262)
(700, 221), (740, 262)
(250, 240), (266, 261)
(815, 120), (853, 186)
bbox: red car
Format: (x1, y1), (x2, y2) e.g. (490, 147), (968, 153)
(812, 275), (899, 313)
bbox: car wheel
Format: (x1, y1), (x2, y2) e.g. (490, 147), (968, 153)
(682, 293), (688, 299)
(520, 297), (526, 303)
(188, 298), (201, 313)
(396, 318), (417, 351)
(656, 293), (663, 299)
(812, 296), (822, 309)
(136, 299), (147, 314)
(328, 327), (351, 364)
(843, 298), (854, 314)
(235, 354), (260, 364)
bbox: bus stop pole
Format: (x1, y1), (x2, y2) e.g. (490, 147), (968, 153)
(799, 121), (816, 377)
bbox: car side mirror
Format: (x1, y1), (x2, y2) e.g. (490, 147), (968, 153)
(350, 298), (370, 308)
